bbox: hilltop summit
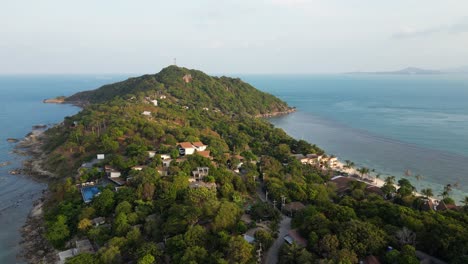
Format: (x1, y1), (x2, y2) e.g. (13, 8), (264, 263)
(66, 66), (291, 116)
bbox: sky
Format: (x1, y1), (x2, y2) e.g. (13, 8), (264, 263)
(1, 0), (468, 74)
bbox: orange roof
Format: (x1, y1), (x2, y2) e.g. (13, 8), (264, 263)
(178, 142), (194, 149)
(192, 142), (206, 147)
(197, 151), (211, 158)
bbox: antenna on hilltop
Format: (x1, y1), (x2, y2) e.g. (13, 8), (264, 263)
(173, 58), (177, 66)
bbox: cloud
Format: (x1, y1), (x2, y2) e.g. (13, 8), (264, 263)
(393, 18), (468, 39)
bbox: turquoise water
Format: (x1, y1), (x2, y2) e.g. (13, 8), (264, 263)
(0, 75), (129, 263)
(242, 74), (468, 201)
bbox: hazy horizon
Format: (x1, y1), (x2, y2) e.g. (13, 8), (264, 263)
(2, 0), (468, 74)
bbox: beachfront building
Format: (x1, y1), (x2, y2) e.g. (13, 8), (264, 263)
(291, 153), (323, 165)
(328, 156), (339, 168)
(291, 154), (310, 164)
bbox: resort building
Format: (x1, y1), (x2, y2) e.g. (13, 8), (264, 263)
(105, 166), (121, 178)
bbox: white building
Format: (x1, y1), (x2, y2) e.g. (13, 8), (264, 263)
(151, 100), (158, 106)
(178, 142), (196, 155)
(142, 111), (151, 116)
(192, 142), (207, 152)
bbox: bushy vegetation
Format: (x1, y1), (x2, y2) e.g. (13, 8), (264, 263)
(39, 67), (468, 264)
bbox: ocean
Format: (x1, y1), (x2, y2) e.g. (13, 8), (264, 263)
(0, 75), (129, 263)
(241, 74), (468, 202)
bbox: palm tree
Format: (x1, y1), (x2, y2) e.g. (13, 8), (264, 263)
(357, 167), (370, 180)
(440, 184), (453, 199)
(414, 174), (423, 190)
(461, 196), (468, 208)
(344, 160), (355, 170)
(421, 188), (433, 199)
(375, 173), (381, 184)
(385, 176), (396, 186)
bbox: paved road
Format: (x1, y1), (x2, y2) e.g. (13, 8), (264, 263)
(264, 215), (291, 264)
(255, 182), (292, 264)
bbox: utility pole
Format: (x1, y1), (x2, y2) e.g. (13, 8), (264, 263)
(265, 190), (268, 201)
(257, 243), (263, 264)
(281, 195), (286, 209)
(173, 58), (177, 66)
(273, 199), (277, 209)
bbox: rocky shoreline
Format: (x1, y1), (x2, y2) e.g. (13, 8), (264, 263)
(255, 107), (297, 118)
(19, 198), (57, 264)
(14, 129), (59, 264)
(44, 97), (87, 108)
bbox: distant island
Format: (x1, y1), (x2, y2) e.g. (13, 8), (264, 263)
(348, 67), (443, 75)
(348, 66), (468, 75)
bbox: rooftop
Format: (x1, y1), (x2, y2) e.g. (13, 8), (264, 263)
(178, 142), (194, 149)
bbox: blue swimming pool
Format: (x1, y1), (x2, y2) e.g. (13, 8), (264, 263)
(81, 186), (100, 203)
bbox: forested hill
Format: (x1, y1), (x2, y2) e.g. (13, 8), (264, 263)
(66, 66), (291, 116)
(36, 66), (468, 264)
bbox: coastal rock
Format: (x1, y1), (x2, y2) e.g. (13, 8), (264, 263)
(9, 169), (22, 175)
(0, 161), (11, 167)
(32, 124), (47, 129)
(43, 96), (66, 104)
(255, 107), (297, 118)
(6, 138), (19, 143)
(19, 200), (58, 264)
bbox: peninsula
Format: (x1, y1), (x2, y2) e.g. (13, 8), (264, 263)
(23, 66), (468, 264)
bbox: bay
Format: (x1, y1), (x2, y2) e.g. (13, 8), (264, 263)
(242, 74), (468, 202)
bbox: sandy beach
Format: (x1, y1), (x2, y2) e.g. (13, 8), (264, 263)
(333, 160), (439, 202)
